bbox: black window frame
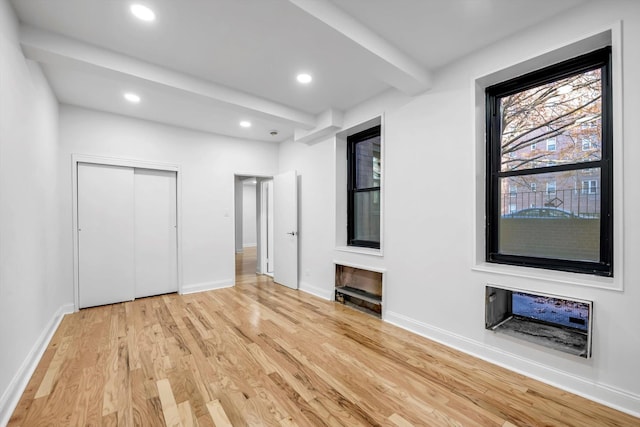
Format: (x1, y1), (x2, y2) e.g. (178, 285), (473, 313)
(347, 125), (381, 249)
(485, 47), (613, 277)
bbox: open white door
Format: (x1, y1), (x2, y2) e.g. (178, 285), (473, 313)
(273, 170), (298, 289)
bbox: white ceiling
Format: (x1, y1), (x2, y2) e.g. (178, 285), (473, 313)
(10, 0), (586, 142)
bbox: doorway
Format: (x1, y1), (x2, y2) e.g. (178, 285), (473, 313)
(234, 175), (272, 282)
(233, 171), (298, 289)
(235, 175), (260, 283)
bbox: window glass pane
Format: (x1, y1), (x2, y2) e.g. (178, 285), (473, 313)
(499, 169), (601, 262)
(355, 136), (381, 189)
(500, 69), (602, 172)
(353, 190), (380, 243)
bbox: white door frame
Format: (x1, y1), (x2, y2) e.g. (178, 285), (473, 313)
(260, 179), (274, 276)
(72, 154), (183, 311)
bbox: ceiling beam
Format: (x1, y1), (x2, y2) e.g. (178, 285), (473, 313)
(19, 25), (316, 129)
(294, 108), (343, 144)
(289, 0), (432, 95)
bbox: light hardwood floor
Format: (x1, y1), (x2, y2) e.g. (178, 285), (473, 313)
(8, 248), (638, 426)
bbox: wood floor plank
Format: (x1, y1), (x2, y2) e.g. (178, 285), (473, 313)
(158, 378), (184, 427)
(33, 335), (73, 398)
(8, 247), (639, 426)
(177, 400), (198, 427)
(206, 399), (233, 427)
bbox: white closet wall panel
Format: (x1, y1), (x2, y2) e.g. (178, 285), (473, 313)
(134, 169), (178, 298)
(78, 163), (135, 308)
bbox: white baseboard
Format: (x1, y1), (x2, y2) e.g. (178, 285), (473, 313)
(0, 303), (74, 427)
(384, 310), (640, 418)
(242, 243), (257, 248)
(180, 279), (233, 295)
(299, 281), (334, 300)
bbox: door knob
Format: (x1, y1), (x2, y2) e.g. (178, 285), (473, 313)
(287, 231), (297, 236)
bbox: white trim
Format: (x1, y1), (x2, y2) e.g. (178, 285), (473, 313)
(243, 243), (257, 248)
(180, 279), (234, 295)
(72, 154), (180, 172)
(385, 310), (640, 418)
(472, 263), (618, 291)
(610, 20), (625, 291)
(335, 245), (383, 257)
(299, 281), (334, 300)
(0, 303), (74, 426)
(71, 154), (184, 310)
(332, 260), (386, 273)
(258, 179), (275, 276)
(471, 24), (624, 291)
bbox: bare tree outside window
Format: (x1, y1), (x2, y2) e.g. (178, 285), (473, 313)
(500, 70), (602, 172)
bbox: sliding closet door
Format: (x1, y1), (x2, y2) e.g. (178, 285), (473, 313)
(134, 169), (178, 298)
(78, 163), (135, 308)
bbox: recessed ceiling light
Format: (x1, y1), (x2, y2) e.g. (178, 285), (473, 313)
(130, 4), (156, 22)
(240, 121), (252, 128)
(124, 92), (141, 103)
(296, 73), (312, 84)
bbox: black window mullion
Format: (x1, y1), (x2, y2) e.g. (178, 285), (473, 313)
(599, 47), (614, 270)
(486, 93), (500, 260)
(498, 160), (604, 179)
(353, 187), (380, 193)
(347, 138), (356, 245)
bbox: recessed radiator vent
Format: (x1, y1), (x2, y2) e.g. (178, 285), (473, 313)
(335, 264), (382, 317)
(485, 285), (593, 358)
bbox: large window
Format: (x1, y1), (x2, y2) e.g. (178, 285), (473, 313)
(348, 125), (381, 248)
(486, 47), (612, 276)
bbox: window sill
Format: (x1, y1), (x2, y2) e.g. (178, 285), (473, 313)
(335, 246), (384, 257)
(472, 262), (621, 291)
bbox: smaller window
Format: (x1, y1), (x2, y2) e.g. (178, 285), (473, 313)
(509, 184), (517, 195)
(530, 183), (537, 192)
(546, 138), (557, 151)
(582, 180), (598, 194)
(347, 125), (381, 249)
(546, 181), (557, 196)
(582, 137), (593, 151)
(531, 143), (537, 150)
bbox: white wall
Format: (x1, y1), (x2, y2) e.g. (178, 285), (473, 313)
(279, 0), (640, 415)
(59, 105), (279, 294)
(242, 182), (257, 247)
(0, 1), (69, 422)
